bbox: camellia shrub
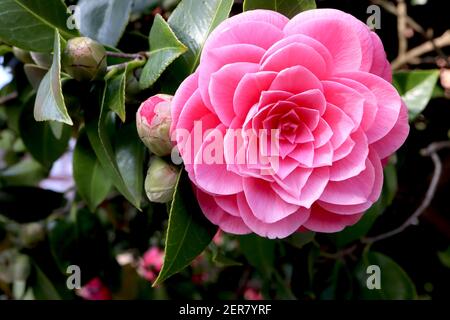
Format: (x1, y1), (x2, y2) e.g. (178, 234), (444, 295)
(0, 0), (449, 300)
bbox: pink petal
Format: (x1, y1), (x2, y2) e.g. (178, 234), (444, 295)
(242, 178), (299, 223)
(289, 142), (314, 167)
(329, 129), (369, 181)
(303, 204), (362, 233)
(322, 103), (354, 149)
(214, 194), (240, 217)
(171, 72), (199, 133)
(261, 42), (328, 79)
(312, 142), (333, 167)
(333, 137), (356, 161)
(270, 66), (323, 94)
(237, 193), (310, 239)
(298, 167), (330, 208)
(197, 190), (251, 234)
(339, 71), (401, 144)
(233, 71), (277, 117)
(209, 62), (259, 125)
(371, 101), (409, 159)
(198, 44), (265, 110)
(287, 89), (326, 115)
(312, 118), (333, 148)
(319, 157), (375, 205)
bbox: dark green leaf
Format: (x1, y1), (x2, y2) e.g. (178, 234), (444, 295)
(354, 251), (417, 300)
(168, 0), (233, 75)
(0, 0), (78, 52)
(140, 14), (187, 90)
(20, 95), (71, 168)
(243, 0), (316, 18)
(239, 234), (275, 279)
(393, 70), (440, 120)
(0, 186), (65, 223)
(48, 208), (112, 282)
(212, 250), (243, 267)
(437, 246), (450, 269)
(105, 69), (127, 122)
(76, 0), (132, 46)
(285, 231), (315, 249)
(114, 123), (145, 207)
(30, 261), (62, 300)
(154, 170), (217, 286)
(85, 84), (143, 209)
(34, 30), (73, 125)
(0, 157), (47, 186)
(73, 129), (112, 212)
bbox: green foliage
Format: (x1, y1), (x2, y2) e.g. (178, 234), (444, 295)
(140, 14), (187, 90)
(393, 70), (440, 120)
(73, 129), (112, 212)
(76, 0), (133, 47)
(243, 0), (316, 17)
(354, 251), (417, 299)
(0, 0), (77, 52)
(239, 234), (275, 279)
(154, 170), (217, 286)
(168, 0), (234, 75)
(34, 30), (73, 125)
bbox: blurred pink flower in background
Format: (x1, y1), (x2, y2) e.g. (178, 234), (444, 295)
(138, 247), (164, 282)
(244, 287), (263, 300)
(77, 278), (112, 300)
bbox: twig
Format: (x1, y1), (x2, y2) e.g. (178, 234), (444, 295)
(363, 141), (450, 244)
(106, 51), (147, 60)
(391, 30), (450, 69)
(320, 244), (358, 260)
(371, 0), (425, 34)
(396, 0), (408, 59)
(0, 91), (18, 105)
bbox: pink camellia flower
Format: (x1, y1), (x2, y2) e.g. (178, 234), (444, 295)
(138, 247), (164, 282)
(137, 94), (173, 156)
(77, 278), (112, 300)
(170, 9), (409, 239)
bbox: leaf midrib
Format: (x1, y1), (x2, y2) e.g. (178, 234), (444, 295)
(13, 0), (74, 39)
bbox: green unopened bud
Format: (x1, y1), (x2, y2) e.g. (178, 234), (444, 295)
(62, 37), (107, 81)
(30, 51), (53, 68)
(137, 94), (173, 156)
(145, 157), (179, 203)
(12, 47), (33, 64)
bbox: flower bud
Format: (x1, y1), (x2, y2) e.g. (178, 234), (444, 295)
(136, 94), (173, 157)
(62, 37), (107, 81)
(145, 157), (179, 203)
(12, 47), (33, 64)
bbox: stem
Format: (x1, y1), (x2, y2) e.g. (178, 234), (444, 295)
(396, 0), (408, 59)
(363, 141), (450, 244)
(106, 51), (146, 60)
(105, 57), (146, 80)
(0, 92), (18, 105)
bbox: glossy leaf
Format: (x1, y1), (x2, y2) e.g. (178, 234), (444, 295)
(0, 186), (65, 223)
(105, 70), (127, 122)
(393, 70), (440, 120)
(140, 14), (187, 90)
(73, 129), (112, 212)
(76, 0), (132, 47)
(168, 0), (233, 75)
(20, 96), (71, 168)
(285, 231), (315, 249)
(0, 157), (47, 186)
(154, 170), (217, 286)
(354, 251), (417, 300)
(243, 0), (316, 18)
(34, 30), (73, 125)
(0, 0), (77, 52)
(85, 84), (144, 209)
(239, 234), (275, 279)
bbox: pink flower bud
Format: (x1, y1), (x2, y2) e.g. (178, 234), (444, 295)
(136, 94), (173, 157)
(77, 278), (112, 300)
